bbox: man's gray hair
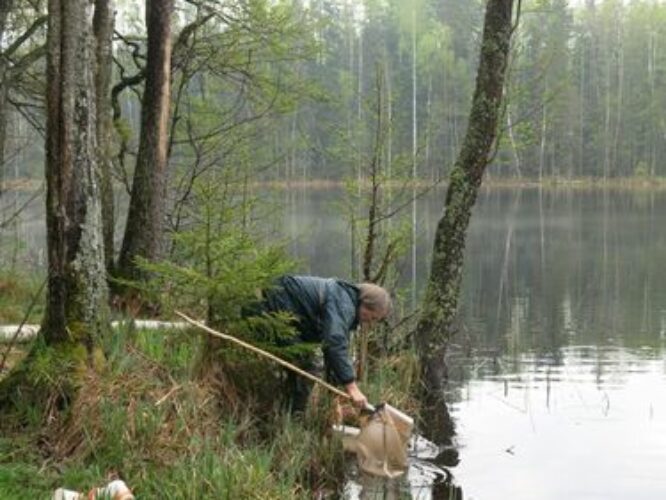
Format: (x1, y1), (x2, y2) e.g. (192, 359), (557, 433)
(358, 282), (392, 315)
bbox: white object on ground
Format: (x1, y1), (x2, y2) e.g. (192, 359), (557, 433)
(0, 320), (189, 343)
(110, 320), (188, 330)
(52, 479), (134, 500)
(0, 324), (40, 342)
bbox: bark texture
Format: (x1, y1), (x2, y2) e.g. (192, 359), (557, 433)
(416, 0), (515, 446)
(117, 0), (173, 281)
(93, 0), (116, 274)
(0, 63), (7, 198)
(43, 0), (108, 346)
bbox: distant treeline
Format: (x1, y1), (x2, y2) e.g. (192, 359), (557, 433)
(2, 0), (665, 185)
(276, 0), (666, 182)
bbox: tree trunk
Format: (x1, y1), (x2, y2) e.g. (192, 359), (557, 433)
(0, 0), (109, 420)
(93, 0), (116, 275)
(612, 28), (623, 175)
(0, 67), (7, 199)
(117, 0), (173, 281)
(42, 0), (109, 344)
(648, 31), (656, 176)
(506, 103), (522, 178)
(539, 99), (547, 181)
(415, 0), (515, 447)
(0, 1), (11, 198)
(410, 5), (418, 309)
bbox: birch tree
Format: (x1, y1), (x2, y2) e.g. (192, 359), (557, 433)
(0, 1), (11, 197)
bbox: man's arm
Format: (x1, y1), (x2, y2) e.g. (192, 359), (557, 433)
(321, 292), (369, 408)
(344, 381), (369, 409)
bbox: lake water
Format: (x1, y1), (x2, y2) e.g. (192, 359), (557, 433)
(280, 187), (666, 500)
(3, 186), (666, 499)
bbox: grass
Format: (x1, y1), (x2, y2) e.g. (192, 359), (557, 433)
(0, 270), (45, 324)
(0, 275), (421, 499)
(0, 323), (352, 499)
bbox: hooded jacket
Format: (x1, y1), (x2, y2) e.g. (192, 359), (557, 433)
(260, 275), (360, 385)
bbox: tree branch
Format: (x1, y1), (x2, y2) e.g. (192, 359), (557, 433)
(2, 15), (47, 60)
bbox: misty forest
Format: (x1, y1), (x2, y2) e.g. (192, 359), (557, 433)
(1, 0), (666, 498)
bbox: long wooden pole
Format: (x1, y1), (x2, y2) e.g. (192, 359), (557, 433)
(175, 310), (352, 401)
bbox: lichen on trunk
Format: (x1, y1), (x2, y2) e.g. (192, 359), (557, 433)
(0, 0), (108, 426)
(415, 0), (516, 446)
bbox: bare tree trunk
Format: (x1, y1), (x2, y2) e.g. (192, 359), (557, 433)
(506, 103), (521, 178)
(649, 31), (656, 176)
(415, 0), (515, 447)
(0, 69), (7, 198)
(410, 5), (418, 308)
(93, 0), (116, 275)
(357, 25), (363, 190)
(426, 76), (433, 181)
(578, 42), (585, 179)
(0, 1), (11, 198)
(41, 0), (108, 346)
(117, 0), (173, 281)
(385, 56), (392, 214)
(602, 37), (611, 181)
(612, 29), (623, 174)
(539, 99), (547, 181)
(0, 0), (110, 413)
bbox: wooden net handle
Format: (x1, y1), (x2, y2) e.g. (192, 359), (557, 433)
(174, 310), (352, 401)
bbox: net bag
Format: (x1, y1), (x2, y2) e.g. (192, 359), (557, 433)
(355, 404), (413, 478)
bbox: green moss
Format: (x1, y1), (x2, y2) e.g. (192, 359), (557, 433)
(0, 338), (94, 430)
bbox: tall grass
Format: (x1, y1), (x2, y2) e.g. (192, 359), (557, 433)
(0, 288), (420, 498)
(0, 323), (348, 498)
(0, 270), (45, 324)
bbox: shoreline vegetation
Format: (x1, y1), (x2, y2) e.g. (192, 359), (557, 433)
(0, 323), (418, 498)
(0, 268), (419, 497)
(5, 175), (666, 194)
(1, 171), (664, 497)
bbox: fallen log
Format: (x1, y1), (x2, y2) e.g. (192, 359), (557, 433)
(0, 324), (40, 342)
(0, 320), (189, 343)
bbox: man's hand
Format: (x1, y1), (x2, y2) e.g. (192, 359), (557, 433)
(344, 381), (369, 409)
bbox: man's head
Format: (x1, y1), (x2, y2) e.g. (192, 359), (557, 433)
(357, 283), (392, 326)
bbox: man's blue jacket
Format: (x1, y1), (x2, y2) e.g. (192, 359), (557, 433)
(259, 275), (360, 385)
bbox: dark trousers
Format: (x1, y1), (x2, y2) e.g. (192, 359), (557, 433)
(241, 299), (325, 414)
(285, 350), (324, 414)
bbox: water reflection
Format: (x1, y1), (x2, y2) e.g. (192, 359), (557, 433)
(443, 189), (666, 498)
(344, 436), (461, 500)
(448, 347), (666, 500)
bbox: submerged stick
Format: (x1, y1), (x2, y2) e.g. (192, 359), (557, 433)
(174, 310), (352, 402)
